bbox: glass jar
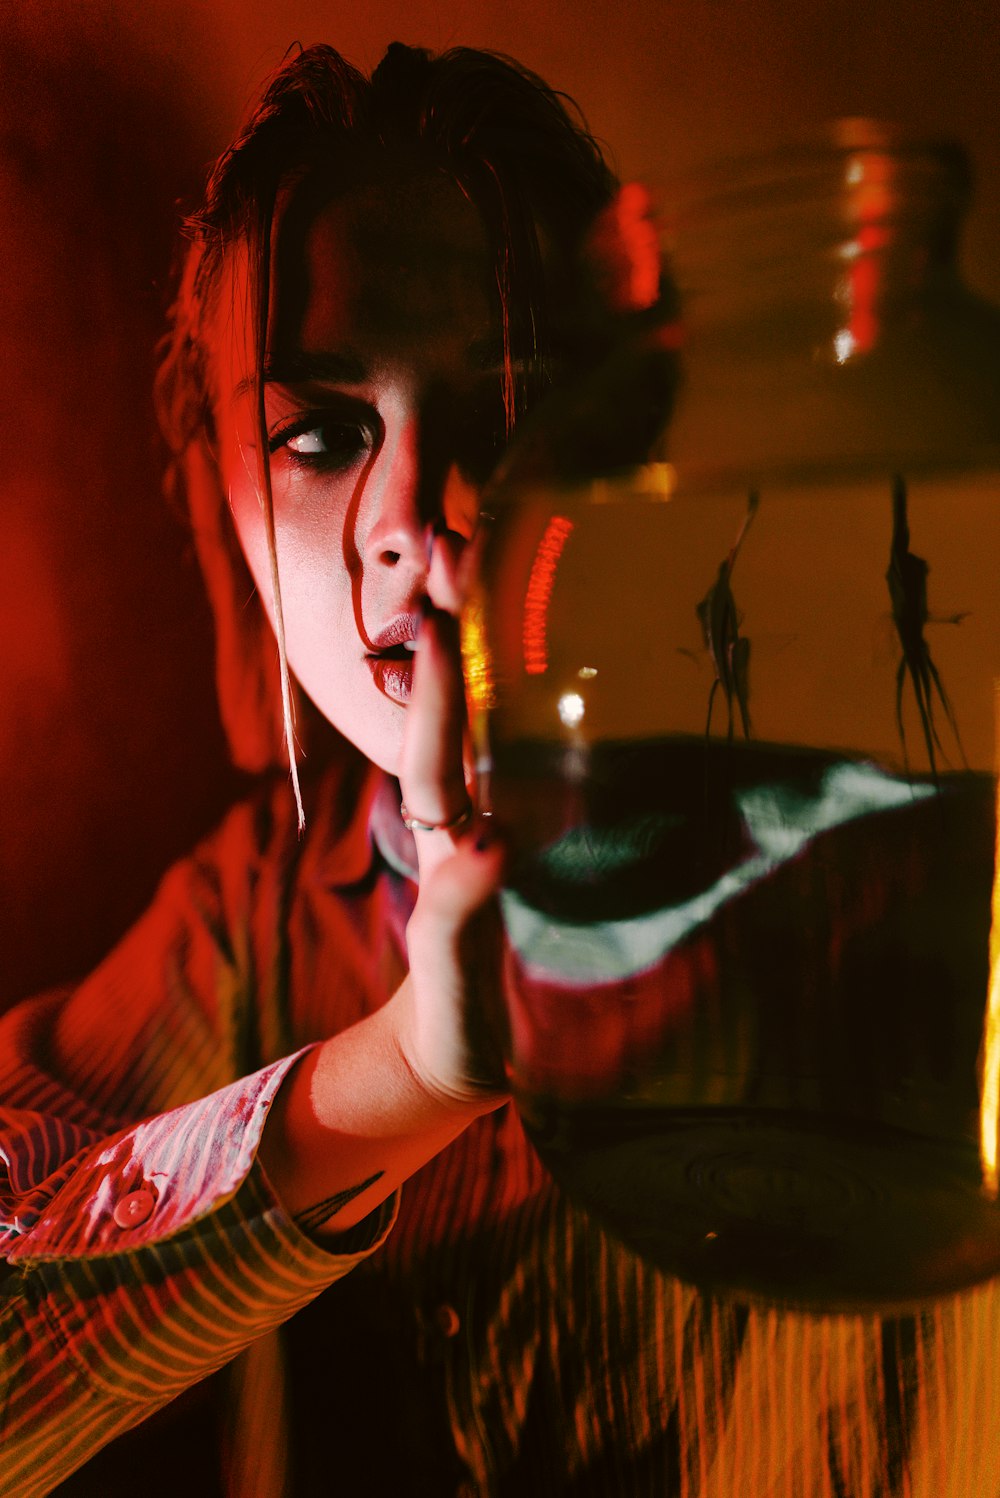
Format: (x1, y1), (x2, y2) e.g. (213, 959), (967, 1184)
(464, 123), (1000, 1311)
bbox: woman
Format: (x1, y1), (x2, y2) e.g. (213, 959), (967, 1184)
(0, 39), (677, 1496)
(2, 40), (991, 1498)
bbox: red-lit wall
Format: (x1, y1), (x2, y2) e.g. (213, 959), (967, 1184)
(3, 0), (999, 1004)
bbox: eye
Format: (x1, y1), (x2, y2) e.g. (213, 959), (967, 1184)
(454, 369), (552, 486)
(268, 415), (373, 472)
(454, 392), (509, 487)
(286, 428), (329, 456)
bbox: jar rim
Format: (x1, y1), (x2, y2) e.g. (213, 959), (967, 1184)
(662, 119), (973, 238)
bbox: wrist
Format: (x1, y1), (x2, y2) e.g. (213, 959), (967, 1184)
(388, 977), (509, 1121)
(259, 987), (501, 1230)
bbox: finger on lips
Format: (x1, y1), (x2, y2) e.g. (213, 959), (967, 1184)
(397, 590), (472, 835)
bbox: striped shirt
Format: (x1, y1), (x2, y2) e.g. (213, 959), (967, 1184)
(2, 754), (999, 1496)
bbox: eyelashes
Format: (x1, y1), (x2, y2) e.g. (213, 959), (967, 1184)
(452, 370), (553, 485)
(267, 412), (375, 473)
(263, 369), (552, 485)
(265, 403), (505, 486)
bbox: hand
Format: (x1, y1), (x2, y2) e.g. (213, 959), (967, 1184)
(392, 182), (675, 1108)
(394, 529), (509, 1111)
(258, 534), (506, 1235)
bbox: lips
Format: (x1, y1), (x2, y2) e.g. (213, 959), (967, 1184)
(370, 614), (420, 653)
(366, 613), (419, 704)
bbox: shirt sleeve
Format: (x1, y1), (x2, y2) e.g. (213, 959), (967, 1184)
(0, 786), (396, 1496)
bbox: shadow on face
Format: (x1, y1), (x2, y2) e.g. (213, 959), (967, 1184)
(211, 166), (516, 775)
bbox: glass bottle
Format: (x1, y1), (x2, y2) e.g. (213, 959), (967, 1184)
(464, 122), (1000, 1311)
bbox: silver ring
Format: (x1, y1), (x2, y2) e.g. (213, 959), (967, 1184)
(400, 800), (474, 835)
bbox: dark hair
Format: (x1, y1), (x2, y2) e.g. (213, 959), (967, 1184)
(156, 42), (618, 796)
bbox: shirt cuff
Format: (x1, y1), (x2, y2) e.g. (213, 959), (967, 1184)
(5, 1048), (370, 1262)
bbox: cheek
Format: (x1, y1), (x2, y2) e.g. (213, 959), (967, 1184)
(223, 455), (405, 771)
(229, 466), (362, 665)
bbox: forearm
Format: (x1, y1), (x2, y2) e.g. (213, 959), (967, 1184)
(257, 976), (504, 1235)
(1, 1116), (388, 1496)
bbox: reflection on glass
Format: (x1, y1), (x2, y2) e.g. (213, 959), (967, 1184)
(980, 767), (1000, 1195)
(472, 467), (1000, 1311)
(466, 128), (1000, 1311)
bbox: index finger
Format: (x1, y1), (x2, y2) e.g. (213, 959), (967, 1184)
(396, 592), (472, 872)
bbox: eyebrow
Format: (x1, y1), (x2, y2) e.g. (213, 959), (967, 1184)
(233, 334), (553, 400)
(276, 342), (510, 379)
(235, 349), (369, 398)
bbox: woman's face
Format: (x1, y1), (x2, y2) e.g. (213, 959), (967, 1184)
(211, 168), (509, 774)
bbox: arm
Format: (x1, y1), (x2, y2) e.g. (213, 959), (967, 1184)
(0, 1049), (383, 1497)
(258, 972), (500, 1237)
(0, 873), (504, 1496)
(0, 603), (507, 1495)
(258, 595), (510, 1236)
(0, 809), (394, 1495)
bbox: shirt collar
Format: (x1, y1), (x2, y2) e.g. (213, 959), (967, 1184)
(367, 773), (420, 883)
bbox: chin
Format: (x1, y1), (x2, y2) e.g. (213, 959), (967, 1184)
(328, 702), (405, 780)
(365, 742), (403, 778)
(297, 661), (402, 772)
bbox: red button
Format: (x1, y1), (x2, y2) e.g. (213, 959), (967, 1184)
(113, 1189), (156, 1229)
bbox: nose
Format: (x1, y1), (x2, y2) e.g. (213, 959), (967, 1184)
(364, 417), (429, 575)
(364, 416), (480, 575)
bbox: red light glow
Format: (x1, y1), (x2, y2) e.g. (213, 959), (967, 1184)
(522, 516), (574, 675)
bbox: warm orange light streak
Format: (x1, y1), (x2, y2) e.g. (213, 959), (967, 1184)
(460, 590), (496, 715)
(978, 683), (1000, 1196)
(522, 515), (574, 675)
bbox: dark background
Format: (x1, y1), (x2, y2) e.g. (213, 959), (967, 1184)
(3, 0), (1000, 1004)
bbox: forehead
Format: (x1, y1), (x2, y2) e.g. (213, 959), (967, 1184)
(267, 168), (498, 369)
